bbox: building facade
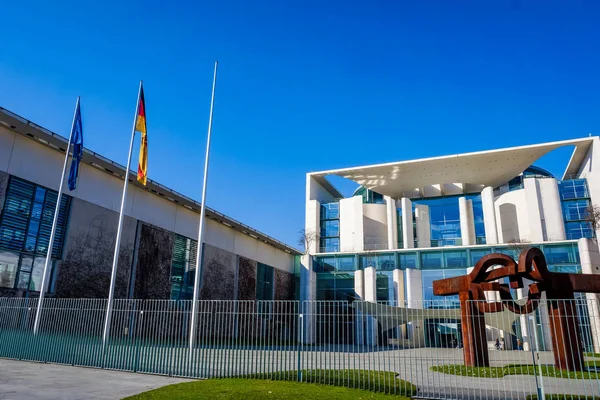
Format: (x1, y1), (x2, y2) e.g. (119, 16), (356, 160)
(0, 107), (300, 301)
(303, 137), (600, 350)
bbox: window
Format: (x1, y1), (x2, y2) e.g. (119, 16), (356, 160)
(559, 179), (593, 239)
(0, 177), (71, 292)
(320, 202), (340, 252)
(170, 234), (198, 300)
(396, 209), (403, 248)
(558, 179), (589, 201)
(399, 253), (417, 269)
(256, 262), (274, 300)
(359, 253), (396, 271)
(316, 271), (356, 301)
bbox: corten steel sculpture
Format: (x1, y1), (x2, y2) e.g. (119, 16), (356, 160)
(433, 247), (600, 371)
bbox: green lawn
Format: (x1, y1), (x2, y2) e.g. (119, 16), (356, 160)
(246, 369), (416, 397)
(431, 364), (600, 379)
(526, 395), (597, 400)
(122, 379), (410, 400)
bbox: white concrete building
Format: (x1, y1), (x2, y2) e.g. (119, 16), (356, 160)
(0, 107), (300, 301)
(304, 137), (600, 350)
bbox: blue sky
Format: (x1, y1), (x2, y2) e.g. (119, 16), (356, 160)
(0, 1), (599, 248)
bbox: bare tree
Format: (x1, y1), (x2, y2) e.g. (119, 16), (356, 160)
(586, 204), (600, 234)
(506, 238), (532, 255)
(298, 229), (320, 255)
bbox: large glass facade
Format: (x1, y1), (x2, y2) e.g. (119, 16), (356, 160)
(353, 186), (385, 204)
(559, 179), (594, 240)
(170, 234), (198, 300)
(0, 177), (71, 293)
(256, 262), (275, 300)
(320, 202), (340, 252)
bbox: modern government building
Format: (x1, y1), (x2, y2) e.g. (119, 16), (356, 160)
(302, 136), (600, 351)
(0, 107), (300, 302)
(2, 104), (600, 352)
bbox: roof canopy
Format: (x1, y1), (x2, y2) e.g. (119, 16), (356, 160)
(311, 137), (594, 199)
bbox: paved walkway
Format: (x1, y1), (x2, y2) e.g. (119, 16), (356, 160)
(0, 359), (191, 400)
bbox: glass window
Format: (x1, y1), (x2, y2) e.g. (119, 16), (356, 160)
(559, 179), (589, 200)
(321, 203), (339, 220)
(0, 251), (18, 288)
(422, 269), (465, 308)
(421, 251), (443, 269)
(469, 249), (490, 265)
(376, 271), (396, 303)
(320, 220), (339, 237)
(444, 251), (467, 269)
(29, 257), (46, 291)
(316, 271), (356, 301)
(543, 244), (578, 264)
(314, 256), (336, 272)
(319, 238), (339, 253)
(337, 256), (355, 271)
(563, 199), (590, 221)
(565, 221), (594, 240)
(256, 262), (274, 300)
(399, 253), (417, 269)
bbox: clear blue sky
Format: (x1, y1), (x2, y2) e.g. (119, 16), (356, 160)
(1, 1), (599, 248)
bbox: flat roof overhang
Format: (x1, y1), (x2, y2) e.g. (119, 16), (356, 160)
(310, 137), (594, 199)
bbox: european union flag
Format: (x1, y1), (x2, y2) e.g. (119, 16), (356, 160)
(68, 100), (83, 191)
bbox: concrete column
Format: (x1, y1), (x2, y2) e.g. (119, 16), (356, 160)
(415, 204), (431, 248)
(393, 268), (405, 305)
(385, 196), (398, 250)
(579, 238), (600, 352)
(393, 268), (406, 338)
(405, 268), (424, 347)
(538, 178), (566, 241)
(300, 255), (317, 344)
(354, 269), (365, 345)
(481, 186), (498, 245)
(339, 196), (364, 252)
(364, 266), (378, 345)
(401, 198), (414, 249)
(301, 200), (320, 344)
(459, 197), (476, 246)
(524, 178), (544, 242)
(517, 286), (531, 352)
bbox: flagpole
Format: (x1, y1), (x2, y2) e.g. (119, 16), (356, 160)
(189, 61), (219, 354)
(33, 97), (80, 335)
(102, 81), (143, 346)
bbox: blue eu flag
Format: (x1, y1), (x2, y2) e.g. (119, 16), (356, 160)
(68, 100), (83, 191)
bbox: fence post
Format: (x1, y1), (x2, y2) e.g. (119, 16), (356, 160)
(297, 312), (303, 382)
(528, 315), (545, 400)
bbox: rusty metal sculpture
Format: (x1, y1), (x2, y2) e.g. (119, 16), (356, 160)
(433, 247), (600, 371)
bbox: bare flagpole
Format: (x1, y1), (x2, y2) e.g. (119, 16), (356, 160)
(189, 61), (219, 354)
(102, 81), (143, 346)
(33, 96), (80, 334)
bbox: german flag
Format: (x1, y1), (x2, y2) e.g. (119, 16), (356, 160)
(136, 85), (148, 185)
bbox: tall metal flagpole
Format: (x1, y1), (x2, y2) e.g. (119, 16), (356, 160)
(189, 61), (219, 353)
(33, 97), (80, 335)
(102, 81), (143, 346)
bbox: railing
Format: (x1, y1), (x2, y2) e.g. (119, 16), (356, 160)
(0, 298), (599, 399)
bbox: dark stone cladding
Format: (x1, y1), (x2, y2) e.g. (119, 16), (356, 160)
(134, 223), (174, 299)
(55, 198), (136, 298)
(200, 243), (236, 300)
(274, 268), (294, 300)
(237, 256), (257, 300)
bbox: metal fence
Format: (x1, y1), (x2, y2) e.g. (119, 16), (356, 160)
(0, 297), (599, 399)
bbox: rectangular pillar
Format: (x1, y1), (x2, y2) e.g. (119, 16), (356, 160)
(481, 186), (498, 244)
(393, 268), (406, 338)
(459, 197), (476, 246)
(364, 266), (377, 346)
(579, 238), (600, 353)
(523, 178), (544, 242)
(354, 269), (365, 345)
(339, 196), (364, 252)
(385, 196), (398, 250)
(415, 204), (431, 248)
(401, 198), (414, 249)
(405, 268), (424, 347)
(538, 178), (566, 241)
